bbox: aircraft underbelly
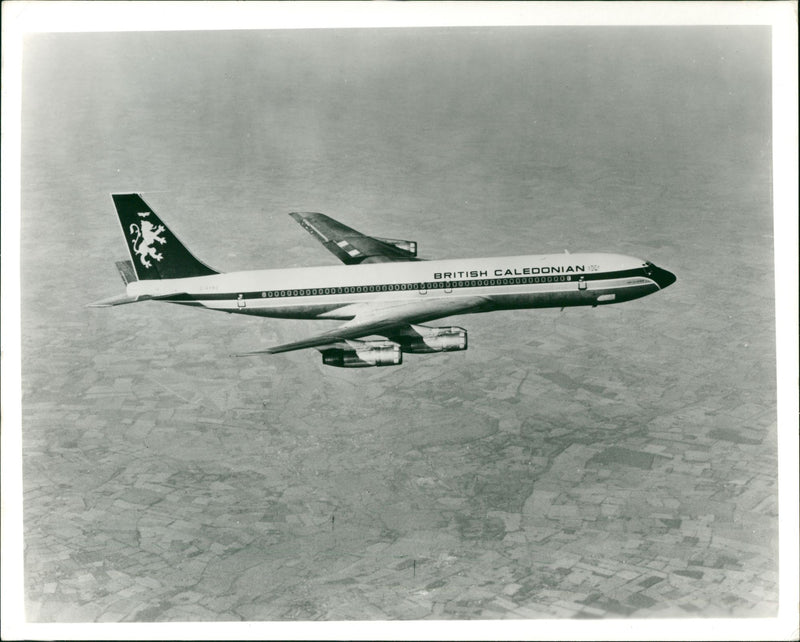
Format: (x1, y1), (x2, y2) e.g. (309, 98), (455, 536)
(488, 281), (658, 310)
(225, 302), (346, 319)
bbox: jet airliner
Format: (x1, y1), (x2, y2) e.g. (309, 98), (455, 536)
(90, 194), (676, 367)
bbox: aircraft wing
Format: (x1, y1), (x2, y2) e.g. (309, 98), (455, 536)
(236, 295), (492, 355)
(289, 212), (421, 265)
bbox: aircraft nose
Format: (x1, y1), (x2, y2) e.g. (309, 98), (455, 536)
(652, 266), (676, 289)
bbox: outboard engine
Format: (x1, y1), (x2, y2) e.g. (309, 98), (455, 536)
(321, 340), (403, 368)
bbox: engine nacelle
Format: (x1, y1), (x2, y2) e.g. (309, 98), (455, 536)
(394, 325), (468, 354)
(373, 237), (417, 257)
(321, 340), (403, 368)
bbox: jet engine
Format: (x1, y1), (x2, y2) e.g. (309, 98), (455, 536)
(373, 237), (417, 257)
(392, 325), (468, 354)
(321, 340), (403, 368)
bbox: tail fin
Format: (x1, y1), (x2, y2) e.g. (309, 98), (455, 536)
(112, 193), (218, 280)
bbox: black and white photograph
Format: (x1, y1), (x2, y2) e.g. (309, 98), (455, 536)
(2, 2), (797, 640)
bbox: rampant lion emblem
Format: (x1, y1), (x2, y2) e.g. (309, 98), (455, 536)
(129, 216), (167, 268)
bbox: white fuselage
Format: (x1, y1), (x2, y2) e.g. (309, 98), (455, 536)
(127, 252), (664, 319)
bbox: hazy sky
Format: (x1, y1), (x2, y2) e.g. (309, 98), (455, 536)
(22, 27), (771, 278)
(23, 28), (770, 181)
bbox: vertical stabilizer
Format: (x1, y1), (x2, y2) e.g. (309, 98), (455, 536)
(111, 194), (218, 280)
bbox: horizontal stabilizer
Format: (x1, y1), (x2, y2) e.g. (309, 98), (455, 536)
(86, 292), (185, 308)
(86, 293), (149, 308)
(116, 260), (137, 285)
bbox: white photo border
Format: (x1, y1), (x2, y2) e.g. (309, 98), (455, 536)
(2, 3), (797, 640)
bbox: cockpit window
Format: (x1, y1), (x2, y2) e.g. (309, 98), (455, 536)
(643, 261), (654, 276)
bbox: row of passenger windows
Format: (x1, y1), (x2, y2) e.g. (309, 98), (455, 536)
(250, 275), (577, 298)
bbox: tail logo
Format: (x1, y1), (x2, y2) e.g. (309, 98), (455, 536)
(129, 212), (167, 268)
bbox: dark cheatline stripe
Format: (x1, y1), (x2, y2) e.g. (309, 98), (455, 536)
(159, 267), (650, 303)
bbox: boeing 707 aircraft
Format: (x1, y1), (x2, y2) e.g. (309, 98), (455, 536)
(90, 194), (676, 367)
